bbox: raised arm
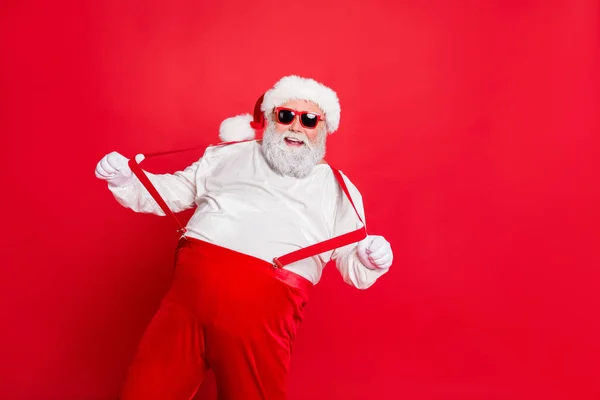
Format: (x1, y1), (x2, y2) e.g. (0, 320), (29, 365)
(330, 172), (393, 289)
(95, 149), (213, 216)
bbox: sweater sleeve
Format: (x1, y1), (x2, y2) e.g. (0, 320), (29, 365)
(330, 172), (389, 289)
(106, 148), (215, 216)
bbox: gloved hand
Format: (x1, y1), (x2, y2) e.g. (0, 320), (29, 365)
(95, 151), (144, 186)
(357, 235), (393, 270)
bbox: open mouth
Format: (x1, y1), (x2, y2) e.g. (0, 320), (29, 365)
(284, 137), (305, 147)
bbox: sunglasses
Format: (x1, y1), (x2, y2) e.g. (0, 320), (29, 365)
(274, 107), (325, 129)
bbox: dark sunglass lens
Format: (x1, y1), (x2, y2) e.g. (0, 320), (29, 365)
(277, 109), (295, 124)
(301, 113), (318, 128)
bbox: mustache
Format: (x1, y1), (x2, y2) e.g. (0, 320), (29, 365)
(279, 131), (313, 148)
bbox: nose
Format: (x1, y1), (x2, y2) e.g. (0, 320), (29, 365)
(290, 116), (303, 133)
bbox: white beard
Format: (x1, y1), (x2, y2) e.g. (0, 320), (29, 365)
(261, 122), (327, 178)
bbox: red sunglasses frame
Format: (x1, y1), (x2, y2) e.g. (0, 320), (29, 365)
(274, 107), (325, 129)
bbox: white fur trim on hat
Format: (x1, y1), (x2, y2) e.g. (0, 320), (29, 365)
(262, 75), (341, 133)
(219, 113), (255, 142)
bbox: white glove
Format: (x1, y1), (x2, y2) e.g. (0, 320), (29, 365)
(95, 151), (144, 186)
(357, 235), (393, 270)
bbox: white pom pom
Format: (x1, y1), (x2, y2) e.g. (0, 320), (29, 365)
(219, 114), (256, 142)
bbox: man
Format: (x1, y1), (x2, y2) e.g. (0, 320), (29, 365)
(95, 75), (394, 400)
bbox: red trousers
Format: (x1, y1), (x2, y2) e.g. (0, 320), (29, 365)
(120, 237), (312, 400)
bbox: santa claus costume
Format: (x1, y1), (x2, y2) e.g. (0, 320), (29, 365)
(95, 75), (393, 400)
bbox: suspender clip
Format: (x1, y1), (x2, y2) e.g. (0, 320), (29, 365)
(272, 257), (283, 269)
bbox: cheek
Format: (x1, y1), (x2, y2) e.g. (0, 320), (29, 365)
(306, 130), (320, 144)
(274, 122), (289, 134)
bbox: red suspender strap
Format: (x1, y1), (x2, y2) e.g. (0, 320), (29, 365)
(272, 167), (367, 268)
(128, 159), (188, 234)
(331, 167), (364, 226)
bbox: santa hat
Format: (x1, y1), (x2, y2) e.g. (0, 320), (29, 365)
(218, 75), (341, 142)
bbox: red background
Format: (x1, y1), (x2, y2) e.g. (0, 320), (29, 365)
(1, 1), (599, 399)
